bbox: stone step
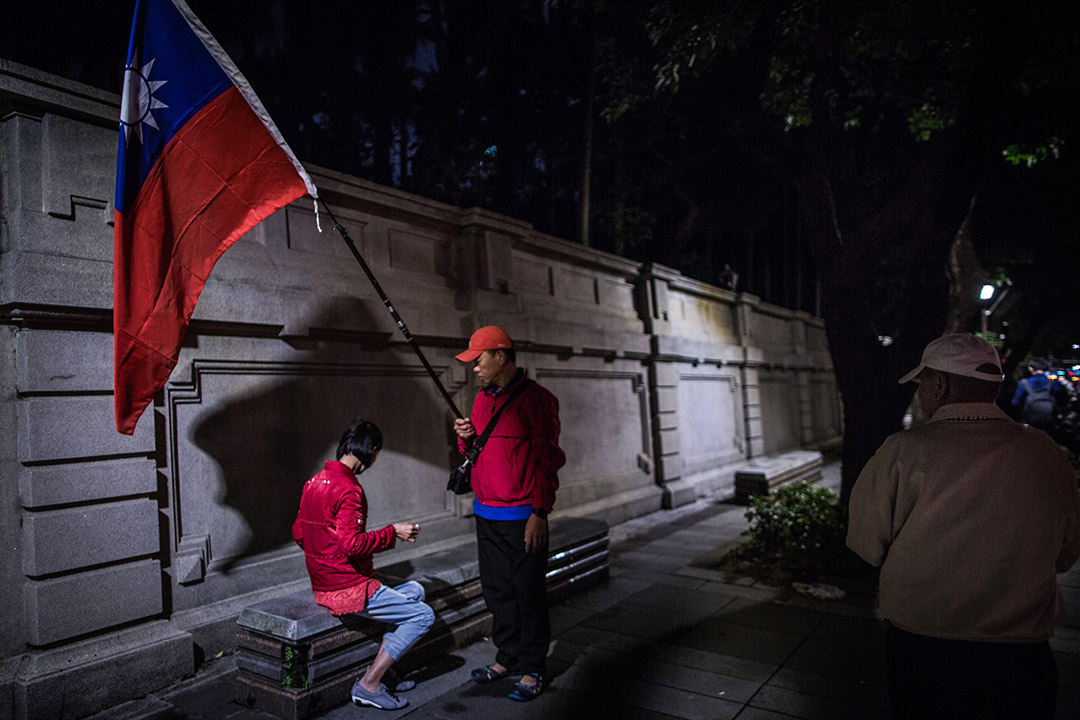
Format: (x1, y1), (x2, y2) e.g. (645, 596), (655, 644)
(733, 450), (824, 504)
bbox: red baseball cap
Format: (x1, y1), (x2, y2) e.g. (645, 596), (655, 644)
(456, 325), (513, 362)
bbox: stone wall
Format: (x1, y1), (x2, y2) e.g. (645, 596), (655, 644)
(0, 60), (840, 719)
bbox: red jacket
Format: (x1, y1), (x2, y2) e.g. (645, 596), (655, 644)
(458, 372), (565, 512)
(292, 461), (396, 592)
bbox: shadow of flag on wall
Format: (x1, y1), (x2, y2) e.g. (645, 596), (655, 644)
(113, 0), (318, 434)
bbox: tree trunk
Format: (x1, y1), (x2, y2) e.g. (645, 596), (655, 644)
(579, 31), (596, 247)
(821, 257), (950, 504)
(796, 140), (965, 503)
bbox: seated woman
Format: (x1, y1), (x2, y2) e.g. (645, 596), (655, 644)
(292, 418), (434, 710)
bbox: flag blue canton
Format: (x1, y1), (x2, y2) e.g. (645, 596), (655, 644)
(116, 0), (230, 216)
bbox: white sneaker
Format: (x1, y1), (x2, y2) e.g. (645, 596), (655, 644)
(351, 681), (408, 710)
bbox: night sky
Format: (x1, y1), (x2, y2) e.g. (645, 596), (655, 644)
(4, 3), (136, 94)
(1, 2), (297, 96)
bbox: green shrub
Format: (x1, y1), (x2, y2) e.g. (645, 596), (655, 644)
(742, 480), (844, 576)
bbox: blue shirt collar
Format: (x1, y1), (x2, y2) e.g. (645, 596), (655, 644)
(484, 368), (526, 397)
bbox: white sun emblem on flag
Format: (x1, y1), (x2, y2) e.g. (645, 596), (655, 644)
(120, 51), (168, 145)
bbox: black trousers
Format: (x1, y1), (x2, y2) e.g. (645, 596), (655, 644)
(475, 515), (550, 675)
(886, 624), (1058, 719)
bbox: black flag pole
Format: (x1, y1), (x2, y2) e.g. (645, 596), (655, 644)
(316, 198), (465, 419)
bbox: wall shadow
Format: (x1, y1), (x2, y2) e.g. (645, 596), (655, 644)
(189, 295), (454, 572)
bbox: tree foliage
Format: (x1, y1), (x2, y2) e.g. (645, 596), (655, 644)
(610, 0), (1080, 498)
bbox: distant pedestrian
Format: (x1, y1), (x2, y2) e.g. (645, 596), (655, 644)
(452, 326), (565, 701)
(1012, 356), (1068, 430)
(847, 333), (1080, 719)
(292, 418), (434, 711)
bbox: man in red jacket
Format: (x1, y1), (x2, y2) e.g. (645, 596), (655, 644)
(293, 418), (434, 711)
(453, 326), (566, 701)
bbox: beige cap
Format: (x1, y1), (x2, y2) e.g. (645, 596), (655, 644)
(898, 333), (1004, 384)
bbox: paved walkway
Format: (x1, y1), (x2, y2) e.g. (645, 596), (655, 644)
(99, 463), (1080, 719)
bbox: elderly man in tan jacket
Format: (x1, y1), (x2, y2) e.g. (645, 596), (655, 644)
(847, 333), (1080, 720)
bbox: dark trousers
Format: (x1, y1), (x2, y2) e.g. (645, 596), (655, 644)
(475, 515), (550, 675)
(886, 624), (1058, 719)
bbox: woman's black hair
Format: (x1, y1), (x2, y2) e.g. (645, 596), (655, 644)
(336, 418), (383, 468)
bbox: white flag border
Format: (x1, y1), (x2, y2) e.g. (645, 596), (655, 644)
(170, 0), (320, 204)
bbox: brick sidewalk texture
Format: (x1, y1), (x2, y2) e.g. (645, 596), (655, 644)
(98, 463), (1080, 720)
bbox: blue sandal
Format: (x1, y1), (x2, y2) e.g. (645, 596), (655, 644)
(509, 673), (544, 701)
(471, 665), (510, 684)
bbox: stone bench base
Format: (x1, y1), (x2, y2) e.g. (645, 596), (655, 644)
(733, 450), (824, 504)
(233, 516), (609, 720)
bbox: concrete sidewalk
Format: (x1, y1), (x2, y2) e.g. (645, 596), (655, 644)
(99, 463), (1080, 720)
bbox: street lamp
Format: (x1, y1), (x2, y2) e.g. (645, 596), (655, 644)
(979, 280), (1012, 338)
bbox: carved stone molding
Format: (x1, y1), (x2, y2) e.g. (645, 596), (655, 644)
(677, 371), (746, 460)
(174, 534), (212, 586)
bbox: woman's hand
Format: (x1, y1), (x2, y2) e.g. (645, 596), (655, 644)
(394, 522), (420, 542)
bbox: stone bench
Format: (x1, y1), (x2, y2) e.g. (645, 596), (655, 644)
(733, 450), (824, 504)
(233, 516), (609, 720)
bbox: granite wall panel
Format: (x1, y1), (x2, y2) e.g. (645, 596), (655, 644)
(16, 329), (112, 393)
(759, 371), (801, 456)
(561, 268), (598, 305)
(41, 113), (115, 233)
(512, 255), (553, 295)
(598, 277), (636, 316)
(22, 499), (159, 576)
(0, 248), (115, 308)
(19, 458), (158, 508)
(17, 395), (155, 463)
(387, 226), (452, 279)
(535, 367), (649, 484)
(287, 208), (365, 259)
(0, 329), (26, 657)
(24, 560), (163, 646)
(677, 370), (744, 475)
(754, 310), (798, 353)
(654, 386), (679, 413)
(810, 375), (843, 445)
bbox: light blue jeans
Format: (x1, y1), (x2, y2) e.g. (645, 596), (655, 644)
(349, 580), (435, 661)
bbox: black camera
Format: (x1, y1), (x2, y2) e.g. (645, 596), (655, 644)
(447, 446), (479, 495)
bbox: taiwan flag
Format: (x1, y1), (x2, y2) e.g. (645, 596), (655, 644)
(114, 0), (318, 434)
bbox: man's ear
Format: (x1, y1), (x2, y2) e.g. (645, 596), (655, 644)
(932, 371), (950, 400)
